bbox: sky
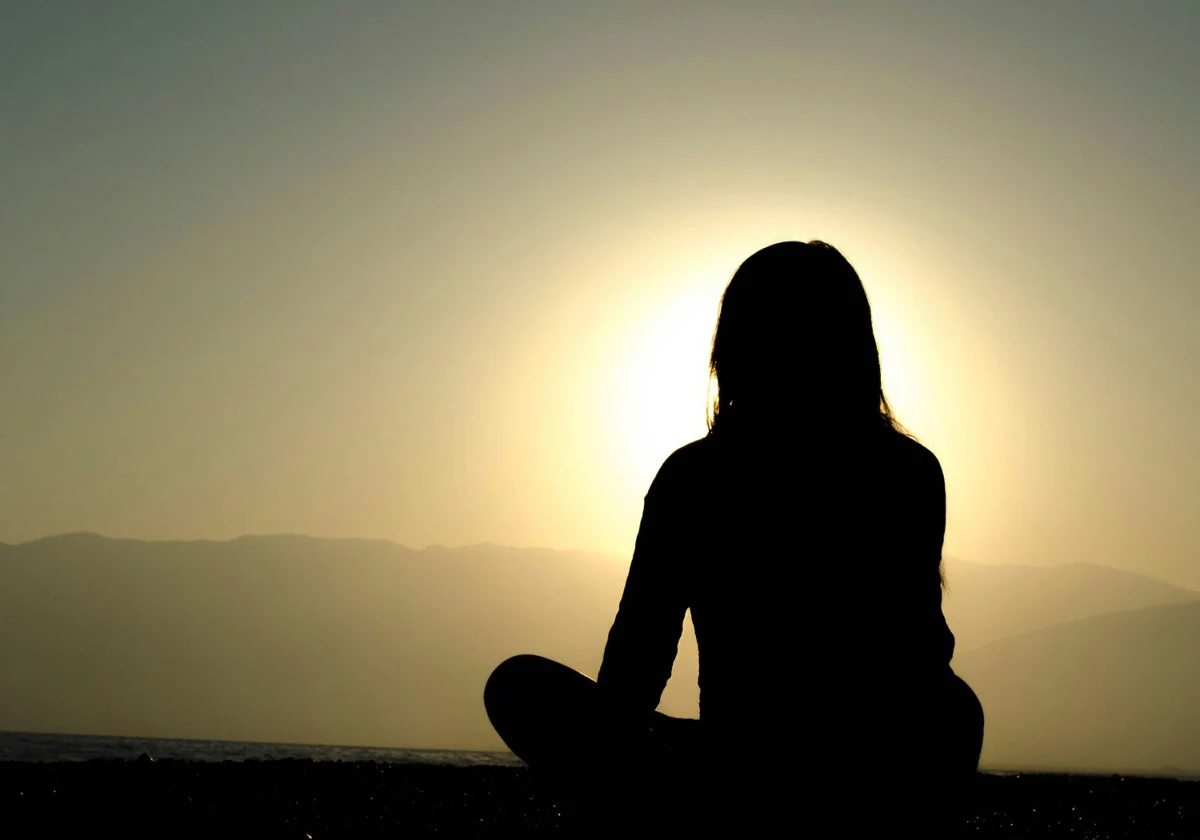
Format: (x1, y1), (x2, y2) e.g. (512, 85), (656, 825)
(2, 1), (1198, 588)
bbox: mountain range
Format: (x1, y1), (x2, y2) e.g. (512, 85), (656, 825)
(1, 533), (1196, 773)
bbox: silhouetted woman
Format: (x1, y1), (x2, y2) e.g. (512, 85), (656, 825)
(484, 241), (984, 833)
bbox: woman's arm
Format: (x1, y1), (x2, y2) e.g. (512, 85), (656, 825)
(596, 460), (690, 714)
(918, 444), (955, 668)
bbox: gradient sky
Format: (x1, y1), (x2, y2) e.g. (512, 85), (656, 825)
(3, 1), (1198, 588)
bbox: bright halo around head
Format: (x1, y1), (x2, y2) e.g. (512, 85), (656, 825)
(869, 302), (929, 434)
(606, 282), (720, 496)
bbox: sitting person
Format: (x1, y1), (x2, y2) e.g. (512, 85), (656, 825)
(484, 241), (984, 834)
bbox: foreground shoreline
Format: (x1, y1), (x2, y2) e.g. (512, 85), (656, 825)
(2, 759), (1197, 838)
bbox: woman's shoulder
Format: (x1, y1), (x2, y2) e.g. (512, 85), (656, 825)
(647, 430), (943, 491)
(646, 436), (716, 497)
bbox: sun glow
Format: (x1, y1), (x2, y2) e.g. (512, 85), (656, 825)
(562, 236), (984, 559)
(873, 311), (928, 431)
(597, 255), (933, 501)
(604, 281), (722, 499)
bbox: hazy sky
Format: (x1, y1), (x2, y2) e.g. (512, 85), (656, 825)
(3, 2), (1198, 587)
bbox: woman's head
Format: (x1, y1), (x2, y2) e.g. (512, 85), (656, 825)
(708, 240), (902, 436)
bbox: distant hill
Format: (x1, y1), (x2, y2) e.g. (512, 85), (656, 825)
(2, 534), (1197, 772)
(0, 533), (689, 750)
(942, 559), (1199, 652)
(954, 601), (1200, 774)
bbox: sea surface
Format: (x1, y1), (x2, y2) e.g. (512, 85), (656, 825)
(4, 731), (1200, 836)
(0, 730), (520, 766)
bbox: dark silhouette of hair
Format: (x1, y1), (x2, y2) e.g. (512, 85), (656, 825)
(708, 240), (905, 437)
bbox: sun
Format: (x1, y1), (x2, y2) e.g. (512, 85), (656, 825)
(605, 283), (721, 496)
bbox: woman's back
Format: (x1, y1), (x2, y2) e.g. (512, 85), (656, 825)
(598, 426), (954, 746)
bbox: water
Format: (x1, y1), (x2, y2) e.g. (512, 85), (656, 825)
(0, 730), (521, 766)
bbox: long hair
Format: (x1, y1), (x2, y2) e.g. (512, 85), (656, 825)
(707, 240), (905, 438)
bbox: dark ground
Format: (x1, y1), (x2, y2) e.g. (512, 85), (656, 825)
(1, 759), (1197, 838)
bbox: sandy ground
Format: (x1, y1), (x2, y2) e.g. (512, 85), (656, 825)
(1, 759), (1197, 838)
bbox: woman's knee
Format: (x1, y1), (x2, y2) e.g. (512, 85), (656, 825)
(485, 655), (543, 713)
(484, 654), (585, 718)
